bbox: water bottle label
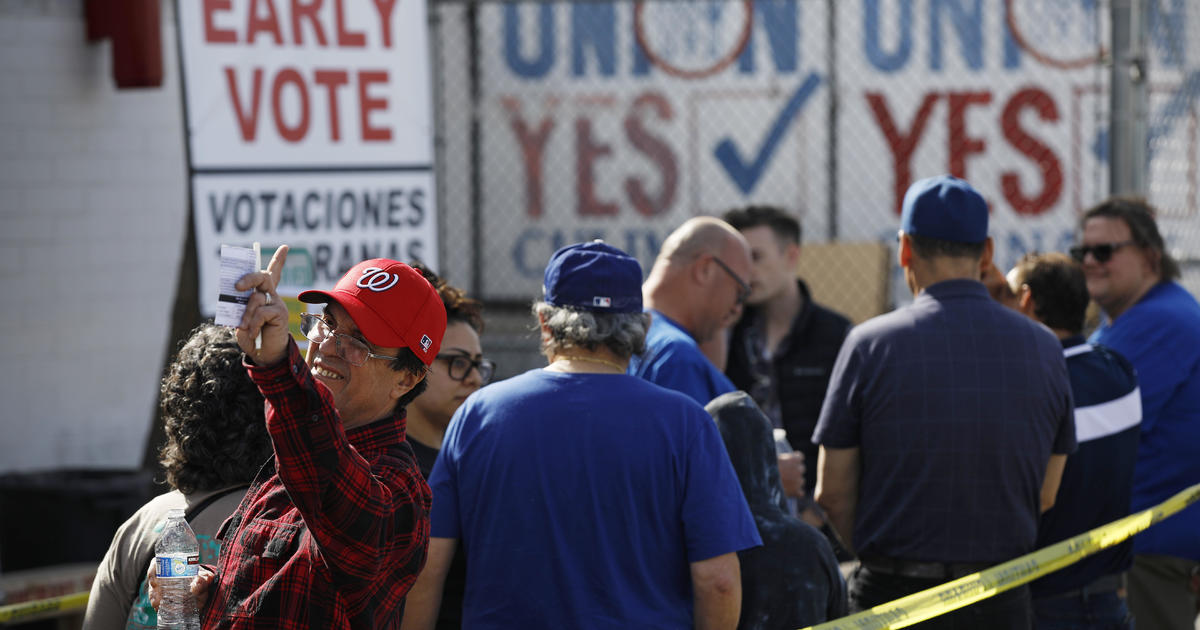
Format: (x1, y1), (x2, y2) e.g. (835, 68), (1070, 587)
(155, 554), (200, 578)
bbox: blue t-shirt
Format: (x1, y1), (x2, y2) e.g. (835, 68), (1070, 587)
(429, 369), (761, 629)
(628, 309), (736, 406)
(1031, 338), (1141, 597)
(1091, 281), (1200, 560)
(813, 279), (1076, 563)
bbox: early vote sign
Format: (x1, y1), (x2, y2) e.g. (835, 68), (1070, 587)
(177, 0), (438, 315)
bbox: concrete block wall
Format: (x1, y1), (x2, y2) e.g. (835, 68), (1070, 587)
(0, 1), (187, 472)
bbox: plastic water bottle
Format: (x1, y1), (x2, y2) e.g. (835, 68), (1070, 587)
(155, 508), (201, 630)
(773, 429), (801, 517)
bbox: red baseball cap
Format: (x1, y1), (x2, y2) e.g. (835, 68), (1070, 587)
(298, 259), (447, 366)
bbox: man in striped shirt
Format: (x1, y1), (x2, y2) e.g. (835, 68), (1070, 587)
(1002, 252), (1142, 628)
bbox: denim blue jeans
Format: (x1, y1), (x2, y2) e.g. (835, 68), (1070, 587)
(1033, 590), (1133, 630)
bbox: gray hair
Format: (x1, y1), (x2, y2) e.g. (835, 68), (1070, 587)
(533, 302), (651, 359)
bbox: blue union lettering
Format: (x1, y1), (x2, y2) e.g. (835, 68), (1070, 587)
(930, 0), (983, 71)
(572, 3), (617, 77)
(502, 2), (801, 79)
(504, 4), (555, 78)
(737, 0), (800, 74)
(864, 0), (1024, 73)
(864, 0), (913, 72)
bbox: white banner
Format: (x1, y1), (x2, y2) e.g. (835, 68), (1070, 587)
(192, 171), (437, 314)
(832, 0), (1105, 265)
(470, 0), (1199, 301)
(477, 1), (830, 297)
(176, 0), (437, 314)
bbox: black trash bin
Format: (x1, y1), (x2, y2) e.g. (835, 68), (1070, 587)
(0, 468), (156, 572)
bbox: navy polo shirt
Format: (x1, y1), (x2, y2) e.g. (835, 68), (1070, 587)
(814, 279), (1075, 564)
(1031, 338), (1140, 597)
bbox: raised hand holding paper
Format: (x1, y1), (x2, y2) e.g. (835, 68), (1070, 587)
(253, 242), (262, 349)
(215, 244), (259, 327)
(232, 245), (291, 366)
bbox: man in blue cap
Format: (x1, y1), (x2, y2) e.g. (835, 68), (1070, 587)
(812, 176), (1076, 627)
(403, 241), (761, 630)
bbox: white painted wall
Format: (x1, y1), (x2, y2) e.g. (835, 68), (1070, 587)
(0, 1), (187, 472)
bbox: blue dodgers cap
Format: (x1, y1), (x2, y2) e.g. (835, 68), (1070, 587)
(900, 175), (989, 243)
(543, 241), (643, 313)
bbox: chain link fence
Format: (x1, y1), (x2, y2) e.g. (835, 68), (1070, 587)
(1142, 0), (1200, 297)
(429, 0), (1200, 378)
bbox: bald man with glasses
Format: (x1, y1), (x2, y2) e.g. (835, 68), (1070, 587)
(630, 217), (754, 406)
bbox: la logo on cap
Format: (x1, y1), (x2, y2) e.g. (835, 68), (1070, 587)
(593, 296), (612, 308)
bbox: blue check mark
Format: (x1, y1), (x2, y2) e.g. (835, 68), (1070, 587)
(714, 73), (822, 195)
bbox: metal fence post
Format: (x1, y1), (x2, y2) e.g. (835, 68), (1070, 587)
(1110, 0), (1148, 196)
(826, 0), (839, 242)
(467, 0), (484, 299)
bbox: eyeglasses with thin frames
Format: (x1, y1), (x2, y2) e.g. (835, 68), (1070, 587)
(436, 353), (496, 385)
(300, 313), (398, 367)
(1069, 240), (1135, 264)
(710, 255), (752, 304)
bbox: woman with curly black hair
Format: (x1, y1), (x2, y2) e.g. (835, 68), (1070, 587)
(84, 324), (273, 630)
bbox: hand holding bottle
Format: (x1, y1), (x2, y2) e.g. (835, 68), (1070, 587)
(147, 562), (215, 612)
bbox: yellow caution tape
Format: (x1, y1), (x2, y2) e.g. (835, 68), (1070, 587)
(803, 482), (1200, 630)
(0, 590), (90, 624)
(1, 484), (1195, 627)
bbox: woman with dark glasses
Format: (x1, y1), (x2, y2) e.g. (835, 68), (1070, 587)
(404, 264), (492, 478)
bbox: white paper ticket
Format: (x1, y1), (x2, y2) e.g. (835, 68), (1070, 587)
(215, 244), (258, 327)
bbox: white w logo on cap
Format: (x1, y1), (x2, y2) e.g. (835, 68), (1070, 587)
(356, 267), (400, 292)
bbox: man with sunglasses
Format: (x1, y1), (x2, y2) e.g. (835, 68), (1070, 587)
(151, 248), (447, 629)
(1077, 199), (1200, 630)
(813, 176), (1075, 627)
(630, 216), (754, 406)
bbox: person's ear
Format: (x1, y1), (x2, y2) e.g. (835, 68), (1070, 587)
(390, 366), (424, 401)
(979, 237), (995, 276)
(692, 254), (715, 286)
(784, 242), (800, 268)
(537, 310), (552, 344)
(898, 232), (913, 268)
(1018, 285), (1036, 317)
(1141, 246), (1162, 279)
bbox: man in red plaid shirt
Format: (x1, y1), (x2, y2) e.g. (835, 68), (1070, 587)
(151, 246), (446, 628)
